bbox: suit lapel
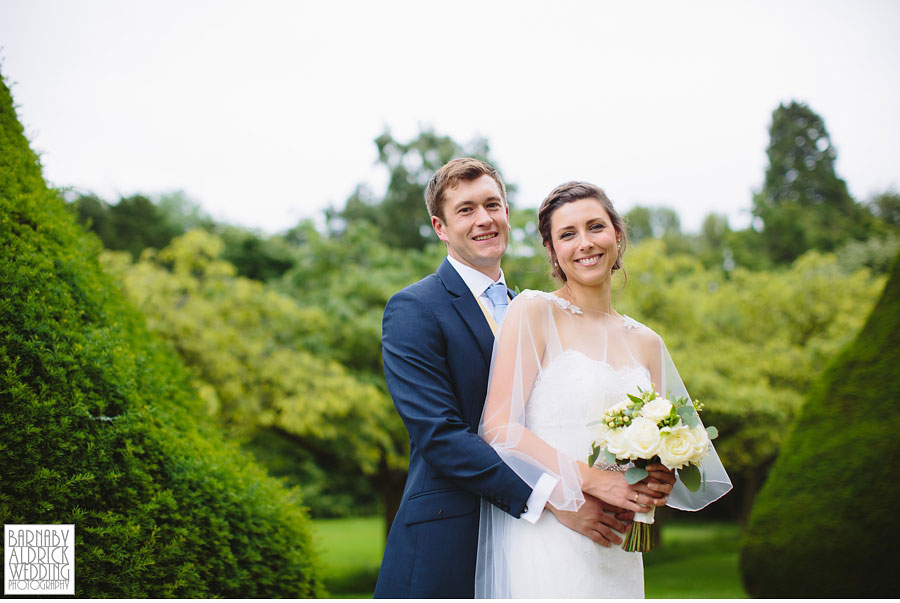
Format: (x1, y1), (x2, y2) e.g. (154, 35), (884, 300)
(437, 259), (495, 366)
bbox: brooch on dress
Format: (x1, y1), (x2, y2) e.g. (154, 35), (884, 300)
(621, 315), (641, 330)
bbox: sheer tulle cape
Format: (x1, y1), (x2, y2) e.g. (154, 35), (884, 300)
(474, 291), (732, 598)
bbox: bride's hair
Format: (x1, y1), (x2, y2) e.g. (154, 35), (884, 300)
(537, 181), (627, 283)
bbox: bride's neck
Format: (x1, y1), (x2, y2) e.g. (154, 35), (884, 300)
(557, 280), (614, 315)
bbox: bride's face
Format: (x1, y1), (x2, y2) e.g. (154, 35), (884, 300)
(546, 198), (620, 286)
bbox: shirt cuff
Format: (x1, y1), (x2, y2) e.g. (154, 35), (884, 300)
(520, 473), (558, 524)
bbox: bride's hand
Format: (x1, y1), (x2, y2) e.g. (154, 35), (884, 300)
(578, 463), (663, 513)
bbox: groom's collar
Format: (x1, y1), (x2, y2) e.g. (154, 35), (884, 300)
(445, 255), (506, 300)
(437, 257), (496, 365)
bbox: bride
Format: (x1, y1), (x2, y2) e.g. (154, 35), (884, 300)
(475, 182), (731, 598)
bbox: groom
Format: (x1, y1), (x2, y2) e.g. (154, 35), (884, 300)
(374, 158), (632, 598)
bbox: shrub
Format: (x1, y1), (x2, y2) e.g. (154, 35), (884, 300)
(0, 71), (323, 597)
(739, 251), (900, 596)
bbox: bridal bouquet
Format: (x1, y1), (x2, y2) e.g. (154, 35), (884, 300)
(588, 387), (719, 552)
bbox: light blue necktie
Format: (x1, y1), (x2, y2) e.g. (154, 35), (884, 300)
(485, 282), (510, 327)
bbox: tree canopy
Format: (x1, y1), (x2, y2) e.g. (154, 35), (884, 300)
(334, 128), (506, 249)
(752, 101), (873, 263)
(67, 193), (183, 259)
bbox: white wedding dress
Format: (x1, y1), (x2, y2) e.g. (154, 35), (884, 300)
(507, 348), (649, 597)
(475, 291), (731, 599)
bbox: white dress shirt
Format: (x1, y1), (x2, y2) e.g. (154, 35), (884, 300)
(445, 255), (508, 319)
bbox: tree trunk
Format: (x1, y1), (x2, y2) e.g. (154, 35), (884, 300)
(740, 471), (762, 523)
(380, 466), (408, 541)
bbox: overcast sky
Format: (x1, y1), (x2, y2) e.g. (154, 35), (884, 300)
(2, 0), (899, 234)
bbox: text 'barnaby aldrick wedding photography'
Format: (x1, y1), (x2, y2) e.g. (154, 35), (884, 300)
(4, 524), (75, 595)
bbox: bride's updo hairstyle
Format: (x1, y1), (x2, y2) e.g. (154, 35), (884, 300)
(537, 181), (627, 283)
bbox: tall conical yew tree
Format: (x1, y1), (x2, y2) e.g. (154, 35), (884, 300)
(0, 70), (323, 597)
(739, 250), (900, 596)
(752, 100), (872, 263)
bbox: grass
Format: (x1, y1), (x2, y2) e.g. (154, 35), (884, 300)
(644, 520), (747, 598)
(312, 516), (748, 598)
(313, 517), (384, 598)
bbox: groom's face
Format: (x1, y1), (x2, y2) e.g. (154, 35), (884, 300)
(432, 174), (510, 278)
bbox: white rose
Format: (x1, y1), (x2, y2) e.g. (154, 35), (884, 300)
(690, 425), (711, 463)
(593, 423), (611, 446)
(623, 417), (661, 460)
(640, 398), (673, 424)
(604, 426), (629, 458)
(658, 424), (696, 470)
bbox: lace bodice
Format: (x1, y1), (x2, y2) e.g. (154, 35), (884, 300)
(516, 290), (651, 460)
(526, 349), (651, 463)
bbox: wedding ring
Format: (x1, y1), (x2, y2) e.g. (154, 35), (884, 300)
(634, 493), (639, 503)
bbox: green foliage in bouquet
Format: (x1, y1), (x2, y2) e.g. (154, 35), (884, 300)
(0, 72), (323, 597)
(739, 250), (900, 597)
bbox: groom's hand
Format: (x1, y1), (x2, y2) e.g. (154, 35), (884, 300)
(547, 494), (630, 547)
(644, 463), (676, 506)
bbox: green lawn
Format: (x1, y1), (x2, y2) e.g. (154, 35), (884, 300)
(644, 520), (748, 598)
(312, 516), (747, 598)
(313, 517), (385, 598)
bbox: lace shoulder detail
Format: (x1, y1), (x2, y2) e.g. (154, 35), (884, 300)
(519, 290), (583, 315)
(621, 315), (642, 330)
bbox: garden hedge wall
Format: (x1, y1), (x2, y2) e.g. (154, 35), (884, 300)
(0, 71), (323, 596)
(739, 251), (900, 596)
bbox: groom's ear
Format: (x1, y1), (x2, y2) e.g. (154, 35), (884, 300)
(432, 215), (449, 243)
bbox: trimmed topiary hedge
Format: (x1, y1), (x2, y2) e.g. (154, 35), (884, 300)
(739, 251), (900, 597)
(0, 71), (323, 596)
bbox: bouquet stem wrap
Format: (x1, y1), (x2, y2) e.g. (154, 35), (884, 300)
(623, 506), (656, 552)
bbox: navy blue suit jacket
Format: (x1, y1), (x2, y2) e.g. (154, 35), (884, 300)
(374, 258), (533, 598)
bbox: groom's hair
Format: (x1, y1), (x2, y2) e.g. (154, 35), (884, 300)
(425, 158), (507, 222)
